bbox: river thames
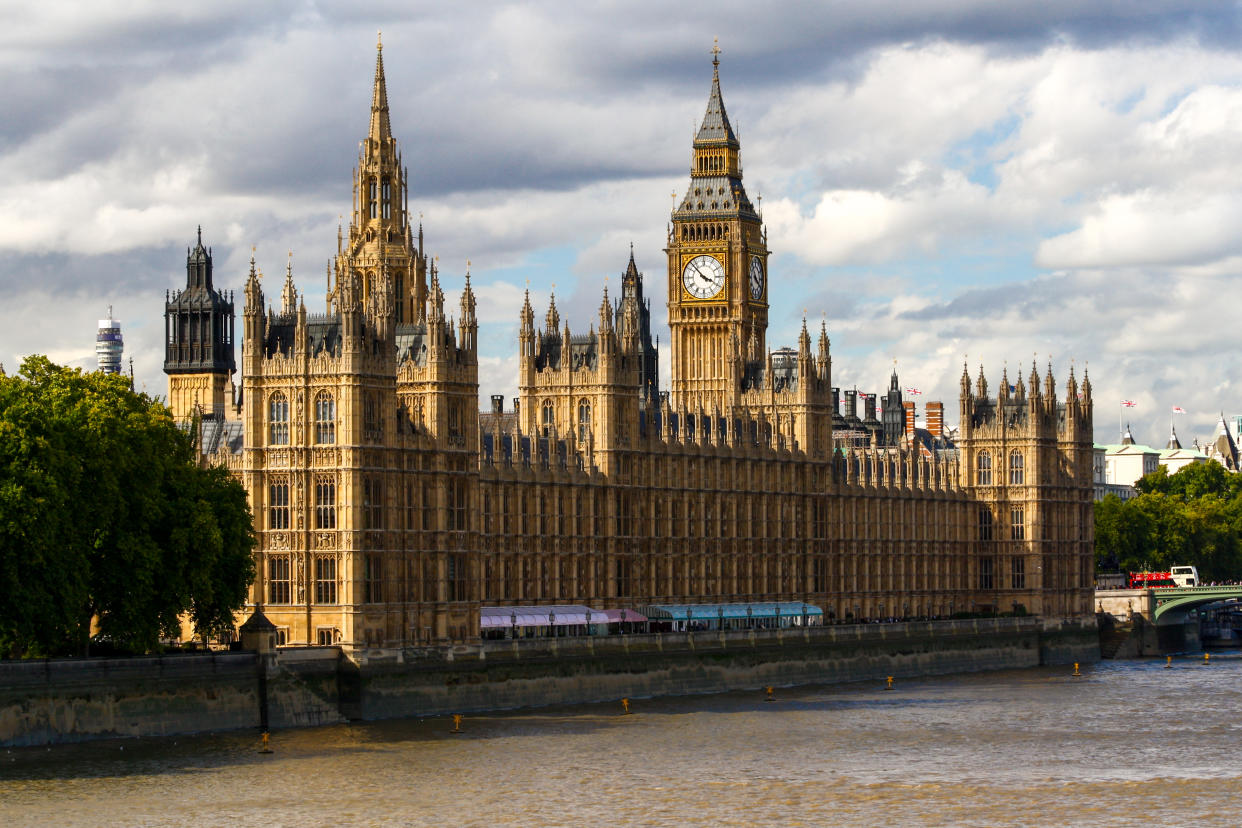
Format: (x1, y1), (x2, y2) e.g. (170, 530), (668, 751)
(2, 654), (1240, 827)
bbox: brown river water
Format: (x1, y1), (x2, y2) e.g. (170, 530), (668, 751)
(2, 655), (1241, 827)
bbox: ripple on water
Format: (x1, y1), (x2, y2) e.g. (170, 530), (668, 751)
(2, 659), (1242, 827)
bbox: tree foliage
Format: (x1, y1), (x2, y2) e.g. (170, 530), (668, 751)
(0, 356), (255, 657)
(1096, 460), (1242, 581)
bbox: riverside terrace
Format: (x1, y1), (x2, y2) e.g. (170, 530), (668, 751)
(478, 601), (824, 639)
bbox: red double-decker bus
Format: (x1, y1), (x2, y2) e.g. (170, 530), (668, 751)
(1127, 571), (1178, 589)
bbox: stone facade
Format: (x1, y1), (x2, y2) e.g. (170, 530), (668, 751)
(173, 41), (1096, 649)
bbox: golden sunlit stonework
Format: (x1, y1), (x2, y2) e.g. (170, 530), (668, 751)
(172, 42), (1095, 649)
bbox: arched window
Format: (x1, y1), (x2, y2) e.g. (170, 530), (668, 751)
(541, 400), (555, 438)
(577, 400), (591, 444)
(382, 177), (391, 219)
(976, 450), (992, 485)
(268, 392), (289, 446)
(315, 392), (335, 444)
(1009, 450), (1024, 485)
(368, 178), (377, 219)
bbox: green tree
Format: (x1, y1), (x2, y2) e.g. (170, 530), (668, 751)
(0, 356), (255, 658)
(1098, 460), (1242, 582)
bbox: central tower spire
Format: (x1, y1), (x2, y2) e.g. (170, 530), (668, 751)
(336, 34), (427, 325)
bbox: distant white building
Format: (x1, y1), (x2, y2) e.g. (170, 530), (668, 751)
(1159, 422), (1207, 474)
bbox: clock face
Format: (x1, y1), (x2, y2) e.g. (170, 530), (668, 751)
(682, 255), (725, 299)
(749, 256), (765, 300)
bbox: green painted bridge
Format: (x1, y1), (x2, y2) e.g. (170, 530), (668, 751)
(1151, 586), (1242, 624)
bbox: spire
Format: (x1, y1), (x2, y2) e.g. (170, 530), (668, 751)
(622, 243), (639, 294)
(520, 287), (534, 334)
(369, 32), (391, 144)
(1167, 423), (1182, 450)
(960, 361), (971, 396)
(798, 317), (811, 357)
(545, 291), (560, 333)
(281, 253), (296, 315)
(696, 38), (738, 147)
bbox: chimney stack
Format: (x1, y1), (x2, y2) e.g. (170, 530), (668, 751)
(926, 401), (944, 438)
(903, 401), (916, 437)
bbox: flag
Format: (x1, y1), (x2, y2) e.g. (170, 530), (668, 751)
(1172, 406), (1187, 414)
(857, 392), (869, 399)
(1121, 400), (1137, 408)
(905, 387), (922, 395)
(1009, 384), (1017, 393)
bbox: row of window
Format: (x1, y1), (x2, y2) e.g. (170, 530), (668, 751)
(266, 552), (468, 605)
(978, 556), (1026, 590)
(367, 177), (394, 221)
(266, 391), (387, 446)
(978, 507), (1024, 541)
(541, 399), (592, 442)
(976, 449), (1024, 486)
(269, 480), (337, 530)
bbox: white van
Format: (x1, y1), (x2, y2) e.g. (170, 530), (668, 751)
(1170, 566), (1199, 587)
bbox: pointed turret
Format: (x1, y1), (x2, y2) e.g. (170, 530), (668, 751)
(959, 361), (971, 398)
(975, 364), (987, 398)
(459, 265), (477, 349)
(999, 365), (1010, 401)
(545, 292), (560, 335)
(1167, 423), (1182, 450)
(281, 254), (297, 315)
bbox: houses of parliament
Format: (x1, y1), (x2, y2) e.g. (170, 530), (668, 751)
(163, 40), (1095, 649)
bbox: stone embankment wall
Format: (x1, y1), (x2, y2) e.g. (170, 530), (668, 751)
(1, 617), (1098, 747)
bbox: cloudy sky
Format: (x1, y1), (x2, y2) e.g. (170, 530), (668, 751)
(2, 0), (1240, 446)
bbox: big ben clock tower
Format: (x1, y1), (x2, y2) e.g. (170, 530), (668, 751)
(667, 43), (768, 411)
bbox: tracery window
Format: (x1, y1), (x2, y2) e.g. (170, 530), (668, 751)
(976, 450), (992, 485)
(368, 178), (377, 219)
(1009, 450), (1024, 485)
(314, 556), (337, 604)
(268, 480), (290, 529)
(382, 178), (391, 219)
(315, 392), (335, 444)
(268, 392), (289, 446)
(315, 477), (336, 529)
(577, 400), (591, 444)
(1011, 507), (1025, 540)
(268, 555), (291, 604)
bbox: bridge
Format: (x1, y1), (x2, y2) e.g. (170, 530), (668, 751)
(1148, 585), (1242, 624)
(1097, 585), (1242, 624)
(1096, 585), (1242, 656)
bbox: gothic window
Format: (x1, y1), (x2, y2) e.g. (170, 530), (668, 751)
(364, 392), (381, 442)
(369, 178), (377, 219)
(979, 556), (994, 591)
(268, 480), (290, 529)
(315, 477), (336, 529)
(978, 507), (993, 541)
(382, 178), (391, 219)
(363, 477), (383, 530)
(268, 555), (291, 604)
(449, 481), (468, 531)
(541, 399), (555, 438)
(1011, 556), (1026, 590)
(1009, 450), (1024, 485)
(314, 556), (337, 604)
(364, 553), (383, 603)
(1011, 507), (1025, 540)
(447, 553), (468, 602)
(976, 450), (992, 485)
(577, 400), (591, 444)
(315, 392), (335, 444)
(268, 392), (289, 445)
